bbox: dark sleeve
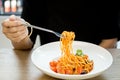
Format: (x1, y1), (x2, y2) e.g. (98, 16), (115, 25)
(98, 9), (120, 40)
(20, 0), (41, 45)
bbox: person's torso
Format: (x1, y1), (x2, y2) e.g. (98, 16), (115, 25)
(21, 0), (119, 44)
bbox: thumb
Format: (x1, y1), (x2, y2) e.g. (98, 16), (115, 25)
(9, 15), (20, 21)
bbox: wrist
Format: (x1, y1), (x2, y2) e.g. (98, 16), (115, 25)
(12, 36), (33, 50)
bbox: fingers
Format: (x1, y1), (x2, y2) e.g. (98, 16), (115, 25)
(3, 26), (28, 42)
(3, 25), (26, 33)
(2, 15), (24, 28)
(5, 28), (26, 38)
(2, 19), (23, 28)
(2, 15), (29, 42)
(5, 28), (28, 42)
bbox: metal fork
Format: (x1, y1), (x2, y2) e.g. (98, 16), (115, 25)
(23, 22), (62, 38)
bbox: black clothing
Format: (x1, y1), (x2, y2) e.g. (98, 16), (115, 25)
(21, 0), (120, 45)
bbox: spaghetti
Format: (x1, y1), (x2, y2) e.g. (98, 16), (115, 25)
(49, 31), (94, 74)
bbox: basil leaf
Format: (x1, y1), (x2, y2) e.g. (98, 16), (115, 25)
(76, 49), (83, 56)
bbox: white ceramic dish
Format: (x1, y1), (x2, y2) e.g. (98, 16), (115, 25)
(31, 41), (113, 80)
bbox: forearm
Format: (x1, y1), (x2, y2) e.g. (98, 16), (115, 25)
(99, 38), (118, 49)
(12, 36), (33, 50)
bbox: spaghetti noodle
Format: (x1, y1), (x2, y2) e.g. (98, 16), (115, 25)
(49, 31), (94, 74)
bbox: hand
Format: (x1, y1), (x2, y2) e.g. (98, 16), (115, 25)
(2, 15), (28, 42)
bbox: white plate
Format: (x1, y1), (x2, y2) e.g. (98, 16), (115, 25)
(31, 41), (113, 80)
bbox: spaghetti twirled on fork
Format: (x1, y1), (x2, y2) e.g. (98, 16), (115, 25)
(49, 31), (94, 74)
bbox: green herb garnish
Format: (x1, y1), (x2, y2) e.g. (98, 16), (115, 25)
(76, 49), (83, 56)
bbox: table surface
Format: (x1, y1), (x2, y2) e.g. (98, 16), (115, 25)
(0, 48), (120, 80)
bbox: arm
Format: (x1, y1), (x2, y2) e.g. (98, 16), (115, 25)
(11, 36), (33, 50)
(2, 15), (33, 50)
(99, 38), (118, 49)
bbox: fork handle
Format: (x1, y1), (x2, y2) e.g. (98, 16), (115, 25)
(23, 22), (61, 38)
(25, 22), (54, 34)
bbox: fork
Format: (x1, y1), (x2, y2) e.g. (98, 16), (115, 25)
(23, 22), (62, 38)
